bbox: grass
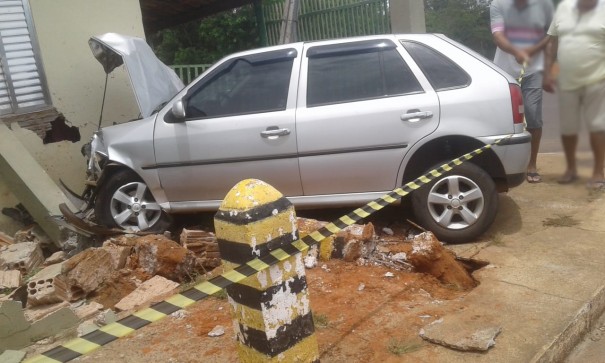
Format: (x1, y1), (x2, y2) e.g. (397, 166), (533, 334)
(542, 214), (580, 228)
(313, 313), (330, 328)
(387, 338), (423, 356)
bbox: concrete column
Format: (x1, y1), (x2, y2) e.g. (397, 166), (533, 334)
(0, 123), (74, 246)
(215, 179), (319, 362)
(390, 0), (426, 33)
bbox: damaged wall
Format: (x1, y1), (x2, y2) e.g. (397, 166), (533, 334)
(0, 0), (145, 235)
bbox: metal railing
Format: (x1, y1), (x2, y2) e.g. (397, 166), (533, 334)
(264, 0), (391, 45)
(171, 64), (212, 84)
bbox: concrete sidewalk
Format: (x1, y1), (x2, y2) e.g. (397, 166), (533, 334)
(426, 152), (605, 362)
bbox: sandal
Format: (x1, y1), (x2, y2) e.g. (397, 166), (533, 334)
(557, 173), (578, 184)
(526, 172), (542, 183)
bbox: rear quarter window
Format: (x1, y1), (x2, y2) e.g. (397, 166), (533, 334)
(306, 40), (423, 107)
(401, 40), (471, 91)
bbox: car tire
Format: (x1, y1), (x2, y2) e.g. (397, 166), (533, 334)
(95, 169), (171, 232)
(411, 162), (497, 243)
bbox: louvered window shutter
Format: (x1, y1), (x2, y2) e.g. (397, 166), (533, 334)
(0, 0), (51, 116)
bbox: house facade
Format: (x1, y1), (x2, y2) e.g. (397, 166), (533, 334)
(0, 0), (145, 234)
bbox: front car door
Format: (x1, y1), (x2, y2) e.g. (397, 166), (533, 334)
(295, 38), (440, 196)
(152, 46), (303, 210)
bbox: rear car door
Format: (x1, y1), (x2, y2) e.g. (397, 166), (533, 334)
(296, 38), (440, 195)
(152, 46), (303, 204)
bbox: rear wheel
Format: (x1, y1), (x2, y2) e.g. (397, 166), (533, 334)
(95, 170), (171, 232)
(411, 163), (497, 243)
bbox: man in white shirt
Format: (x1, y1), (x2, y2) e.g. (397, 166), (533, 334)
(543, 0), (605, 189)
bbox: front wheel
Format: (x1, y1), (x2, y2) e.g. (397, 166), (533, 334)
(95, 170), (171, 232)
(411, 163), (497, 243)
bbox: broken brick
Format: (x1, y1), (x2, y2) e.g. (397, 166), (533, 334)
(0, 270), (21, 289)
(0, 242), (44, 274)
(114, 275), (179, 312)
(129, 235), (197, 282)
(62, 248), (115, 300)
(26, 263), (69, 307)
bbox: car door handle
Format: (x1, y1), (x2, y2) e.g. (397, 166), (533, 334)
(400, 110), (433, 122)
(261, 127), (291, 138)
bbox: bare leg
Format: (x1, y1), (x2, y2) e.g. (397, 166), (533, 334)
(589, 131), (605, 183)
(559, 134), (578, 183)
(527, 127), (542, 173)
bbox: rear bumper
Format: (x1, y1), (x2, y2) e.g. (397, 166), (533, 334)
(506, 172), (526, 189)
(479, 131), (531, 190)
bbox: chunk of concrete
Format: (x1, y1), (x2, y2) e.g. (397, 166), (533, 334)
(419, 317), (502, 352)
(0, 242), (44, 274)
(61, 248), (115, 300)
(43, 251), (66, 266)
(71, 300), (104, 320)
(114, 275), (179, 312)
(101, 242), (131, 269)
(24, 301), (69, 322)
(0, 350), (26, 363)
(0, 270), (21, 288)
(26, 263), (69, 307)
(0, 299), (78, 351)
(129, 235), (197, 282)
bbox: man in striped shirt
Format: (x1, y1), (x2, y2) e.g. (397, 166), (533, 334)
(490, 0), (554, 183)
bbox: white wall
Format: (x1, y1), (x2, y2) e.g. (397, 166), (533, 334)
(0, 0), (146, 235)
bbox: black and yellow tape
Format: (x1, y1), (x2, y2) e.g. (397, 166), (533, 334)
(25, 136), (510, 363)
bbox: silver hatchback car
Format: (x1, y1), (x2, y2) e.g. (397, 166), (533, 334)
(79, 33), (530, 243)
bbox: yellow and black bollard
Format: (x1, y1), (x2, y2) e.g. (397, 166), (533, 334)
(215, 179), (320, 363)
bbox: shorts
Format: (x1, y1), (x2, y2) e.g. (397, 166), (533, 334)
(520, 72), (543, 130)
(558, 78), (605, 135)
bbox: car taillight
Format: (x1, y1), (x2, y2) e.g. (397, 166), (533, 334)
(509, 83), (524, 124)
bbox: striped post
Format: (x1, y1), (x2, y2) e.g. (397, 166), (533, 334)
(214, 179), (320, 363)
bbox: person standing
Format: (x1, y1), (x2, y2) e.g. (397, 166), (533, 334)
(490, 0), (554, 183)
(543, 0), (605, 189)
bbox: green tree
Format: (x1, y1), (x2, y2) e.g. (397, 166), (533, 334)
(424, 0), (495, 59)
(149, 5), (260, 65)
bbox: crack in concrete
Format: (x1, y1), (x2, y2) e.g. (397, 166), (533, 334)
(492, 278), (582, 302)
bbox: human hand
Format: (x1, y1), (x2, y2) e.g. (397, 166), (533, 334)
(543, 73), (556, 93)
(514, 49), (530, 64)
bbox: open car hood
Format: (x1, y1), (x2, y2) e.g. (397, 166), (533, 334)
(89, 33), (184, 118)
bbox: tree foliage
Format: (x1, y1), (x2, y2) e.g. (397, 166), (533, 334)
(148, 5), (260, 65)
(150, 0), (506, 65)
(424, 0), (495, 59)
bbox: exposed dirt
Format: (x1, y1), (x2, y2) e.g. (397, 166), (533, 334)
(23, 211), (479, 363)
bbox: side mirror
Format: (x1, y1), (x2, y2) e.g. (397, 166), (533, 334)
(172, 99), (186, 119)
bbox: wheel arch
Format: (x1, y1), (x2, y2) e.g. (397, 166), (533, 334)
(402, 135), (509, 192)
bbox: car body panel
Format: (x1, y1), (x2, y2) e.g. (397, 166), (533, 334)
(87, 33), (530, 219)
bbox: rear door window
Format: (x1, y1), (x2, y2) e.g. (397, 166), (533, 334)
(306, 40), (423, 107)
(401, 41), (471, 91)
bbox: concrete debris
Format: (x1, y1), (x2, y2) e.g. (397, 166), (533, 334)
(0, 270), (21, 289)
(101, 241), (131, 269)
(71, 301), (104, 320)
(384, 272), (395, 278)
(0, 242), (44, 274)
(24, 301), (69, 322)
(13, 225), (53, 249)
(0, 231), (14, 247)
(357, 283), (365, 291)
(77, 320), (98, 337)
(128, 235), (198, 282)
(43, 251), (66, 266)
(0, 300), (79, 352)
(0, 349), (26, 363)
(382, 227), (394, 236)
(61, 248), (115, 300)
(94, 309), (117, 326)
(419, 317), (502, 352)
(170, 310), (188, 320)
(208, 325), (225, 337)
(26, 263), (69, 307)
(114, 275), (179, 312)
